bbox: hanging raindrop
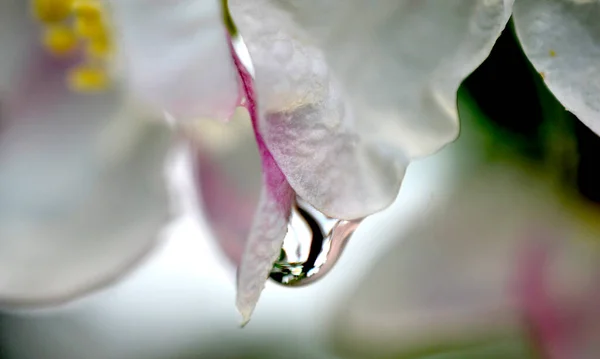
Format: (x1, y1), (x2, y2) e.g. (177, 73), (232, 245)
(269, 197), (361, 286)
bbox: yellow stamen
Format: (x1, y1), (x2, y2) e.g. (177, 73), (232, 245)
(31, 0), (74, 23)
(67, 65), (109, 92)
(42, 25), (78, 56)
(74, 16), (107, 39)
(31, 0), (115, 92)
(86, 36), (112, 59)
(72, 0), (103, 19)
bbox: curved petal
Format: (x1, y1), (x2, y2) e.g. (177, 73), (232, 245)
(513, 0), (600, 136)
(188, 108), (261, 266)
(228, 0), (513, 219)
(232, 52), (295, 324)
(0, 54), (173, 306)
(191, 123), (292, 324)
(106, 0), (240, 120)
(229, 0), (406, 219)
(266, 0), (513, 159)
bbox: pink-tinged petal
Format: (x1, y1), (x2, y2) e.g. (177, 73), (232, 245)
(516, 239), (600, 359)
(0, 49), (173, 306)
(229, 0), (407, 219)
(231, 44), (295, 324)
(327, 161), (600, 357)
(236, 186), (293, 325)
(576, 277), (600, 358)
(263, 0), (513, 158)
(516, 240), (573, 359)
(328, 165), (535, 356)
(327, 158), (600, 357)
(195, 151), (256, 265)
(189, 113), (261, 266)
(107, 0), (240, 120)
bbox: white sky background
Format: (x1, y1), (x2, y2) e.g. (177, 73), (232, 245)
(2, 146), (457, 359)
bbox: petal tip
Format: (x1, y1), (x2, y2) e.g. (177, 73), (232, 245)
(236, 299), (256, 327)
(239, 315), (251, 328)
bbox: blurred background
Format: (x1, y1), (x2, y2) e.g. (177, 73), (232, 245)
(0, 128), (456, 359)
(2, 13), (600, 359)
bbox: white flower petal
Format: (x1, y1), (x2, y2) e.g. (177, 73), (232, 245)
(0, 62), (173, 306)
(188, 108), (262, 266)
(235, 180), (294, 325)
(266, 0), (514, 158)
(0, 1), (34, 96)
(513, 0), (600, 135)
(230, 0), (406, 219)
(107, 0), (240, 120)
(189, 115), (290, 324)
(228, 0), (514, 219)
(229, 58), (296, 324)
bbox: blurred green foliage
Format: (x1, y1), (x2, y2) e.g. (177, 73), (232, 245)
(461, 21), (600, 205)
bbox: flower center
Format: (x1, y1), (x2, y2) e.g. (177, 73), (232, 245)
(30, 0), (113, 92)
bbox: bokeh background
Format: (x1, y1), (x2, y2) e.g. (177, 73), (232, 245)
(2, 21), (600, 359)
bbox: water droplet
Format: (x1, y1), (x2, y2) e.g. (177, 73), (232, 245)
(269, 197), (361, 286)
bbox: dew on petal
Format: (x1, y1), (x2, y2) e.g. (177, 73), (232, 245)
(269, 197), (361, 286)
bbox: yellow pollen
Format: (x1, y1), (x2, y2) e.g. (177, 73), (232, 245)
(42, 25), (78, 56)
(72, 0), (103, 19)
(74, 17), (107, 39)
(31, 0), (74, 23)
(30, 0), (115, 92)
(67, 65), (109, 92)
(86, 36), (112, 59)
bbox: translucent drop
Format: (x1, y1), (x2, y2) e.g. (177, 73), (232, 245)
(269, 198), (361, 286)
